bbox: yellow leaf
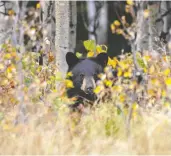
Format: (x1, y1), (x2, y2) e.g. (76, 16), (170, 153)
(2, 123), (12, 130)
(132, 102), (138, 110)
(112, 85), (122, 92)
(52, 89), (57, 93)
(65, 80), (74, 88)
(94, 86), (102, 94)
(4, 53), (12, 59)
(99, 73), (106, 80)
(48, 52), (55, 62)
(148, 89), (155, 96)
(11, 52), (17, 58)
(162, 90), (166, 97)
(7, 64), (16, 73)
(143, 68), (147, 73)
(108, 57), (117, 68)
(117, 68), (122, 77)
(132, 111), (137, 119)
(119, 94), (126, 102)
(116, 28), (123, 35)
(143, 55), (151, 61)
(164, 102), (170, 108)
(87, 51), (94, 57)
(96, 45), (102, 53)
(23, 87), (28, 93)
(129, 81), (136, 90)
(0, 64), (4, 70)
(144, 9), (149, 18)
(165, 78), (171, 86)
(151, 78), (159, 86)
(8, 9), (15, 16)
(104, 80), (113, 87)
(1, 79), (8, 85)
(149, 65), (155, 74)
(10, 97), (18, 104)
(66, 72), (73, 78)
(118, 60), (129, 70)
(36, 3), (41, 9)
(126, 0), (134, 5)
(114, 20), (121, 26)
(110, 24), (116, 33)
(6, 73), (13, 79)
(163, 68), (170, 76)
(96, 45), (107, 53)
(124, 70), (132, 78)
(35, 78), (40, 84)
(123, 108), (128, 115)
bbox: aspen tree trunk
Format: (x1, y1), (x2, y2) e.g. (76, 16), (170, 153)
(148, 2), (160, 51)
(55, 1), (70, 76)
(160, 1), (171, 53)
(96, 1), (108, 45)
(87, 1), (96, 41)
(0, 1), (16, 46)
(69, 1), (77, 52)
(55, 1), (77, 76)
(14, 1), (27, 124)
(135, 2), (149, 52)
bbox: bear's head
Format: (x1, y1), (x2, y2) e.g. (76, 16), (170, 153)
(66, 52), (108, 95)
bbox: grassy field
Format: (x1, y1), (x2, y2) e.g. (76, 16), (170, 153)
(0, 98), (171, 155)
(1, 42), (171, 154)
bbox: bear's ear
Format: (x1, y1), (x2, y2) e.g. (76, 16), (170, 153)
(96, 53), (108, 67)
(66, 52), (79, 68)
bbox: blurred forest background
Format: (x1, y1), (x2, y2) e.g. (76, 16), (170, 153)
(1, 1), (171, 74)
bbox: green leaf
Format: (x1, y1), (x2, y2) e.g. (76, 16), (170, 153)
(55, 72), (63, 81)
(117, 107), (122, 115)
(0, 112), (4, 121)
(136, 53), (147, 69)
(83, 40), (96, 51)
(24, 77), (32, 86)
(76, 52), (82, 58)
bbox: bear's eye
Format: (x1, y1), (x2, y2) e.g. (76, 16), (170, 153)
(80, 73), (84, 80)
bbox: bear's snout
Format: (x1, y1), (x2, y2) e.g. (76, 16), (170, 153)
(81, 76), (96, 95)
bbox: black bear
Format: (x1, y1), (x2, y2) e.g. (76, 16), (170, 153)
(65, 52), (108, 109)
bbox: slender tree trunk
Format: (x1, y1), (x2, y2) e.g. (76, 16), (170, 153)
(96, 1), (108, 45)
(0, 1), (16, 46)
(148, 2), (160, 51)
(135, 2), (149, 52)
(55, 1), (77, 76)
(14, 1), (27, 125)
(69, 1), (77, 52)
(160, 1), (171, 53)
(87, 1), (96, 41)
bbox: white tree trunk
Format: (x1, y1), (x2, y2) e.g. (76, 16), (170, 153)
(55, 1), (70, 75)
(96, 1), (108, 45)
(0, 2), (16, 46)
(69, 1), (77, 52)
(160, 1), (171, 53)
(135, 2), (149, 52)
(55, 1), (76, 76)
(148, 3), (160, 51)
(87, 1), (96, 41)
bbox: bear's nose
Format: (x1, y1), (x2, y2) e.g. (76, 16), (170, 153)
(86, 87), (93, 94)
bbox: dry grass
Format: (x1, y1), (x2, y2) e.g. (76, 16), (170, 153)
(0, 98), (171, 155)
